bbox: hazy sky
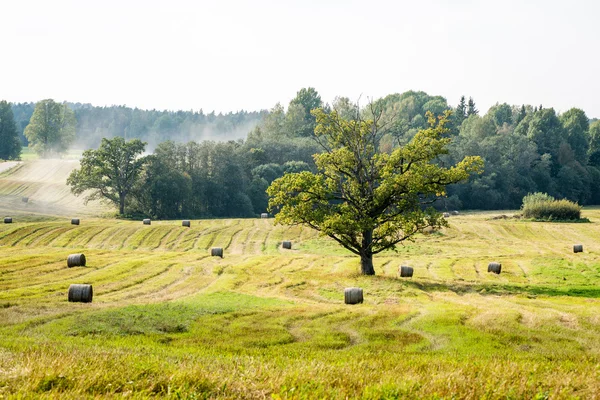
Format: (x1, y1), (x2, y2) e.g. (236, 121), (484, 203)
(2, 0), (599, 117)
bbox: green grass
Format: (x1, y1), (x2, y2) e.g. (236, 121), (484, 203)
(1, 210), (600, 398)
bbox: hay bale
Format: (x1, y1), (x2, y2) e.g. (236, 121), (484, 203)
(182, 220), (191, 227)
(261, 213), (269, 219)
(4, 217), (12, 224)
(211, 247), (223, 258)
(443, 212), (450, 218)
(399, 265), (414, 278)
(143, 219), (151, 225)
(71, 218), (80, 225)
(573, 244), (583, 253)
(488, 262), (502, 274)
(21, 197), (28, 203)
(451, 210), (459, 215)
(282, 241), (292, 249)
(344, 287), (363, 304)
(67, 253), (86, 268)
(68, 284), (93, 303)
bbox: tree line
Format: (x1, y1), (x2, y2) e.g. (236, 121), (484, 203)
(9, 101), (266, 150)
(3, 89), (600, 216)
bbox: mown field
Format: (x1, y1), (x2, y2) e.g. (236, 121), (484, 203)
(0, 208), (599, 399)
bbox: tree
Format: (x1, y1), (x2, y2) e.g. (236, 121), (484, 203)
(67, 137), (147, 215)
(467, 97), (478, 116)
(455, 96), (467, 126)
(267, 109), (483, 275)
(24, 99), (76, 157)
(559, 108), (589, 162)
(588, 121), (600, 166)
(288, 87), (323, 137)
(0, 101), (21, 160)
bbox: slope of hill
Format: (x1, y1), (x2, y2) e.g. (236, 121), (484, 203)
(0, 160), (108, 217)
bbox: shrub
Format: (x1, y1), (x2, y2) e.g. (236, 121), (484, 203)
(521, 193), (581, 221)
(522, 192), (555, 207)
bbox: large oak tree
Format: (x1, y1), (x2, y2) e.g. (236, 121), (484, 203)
(267, 109), (483, 275)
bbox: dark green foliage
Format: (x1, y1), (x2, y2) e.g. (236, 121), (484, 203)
(521, 193), (582, 221)
(288, 87), (323, 137)
(0, 101), (21, 160)
(455, 96), (467, 127)
(67, 137), (147, 215)
(467, 97), (478, 116)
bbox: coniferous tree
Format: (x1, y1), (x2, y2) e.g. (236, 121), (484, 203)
(516, 105), (527, 124)
(467, 97), (478, 116)
(0, 101), (22, 160)
(455, 96), (467, 125)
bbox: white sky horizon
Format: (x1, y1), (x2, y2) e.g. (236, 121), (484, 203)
(2, 0), (599, 118)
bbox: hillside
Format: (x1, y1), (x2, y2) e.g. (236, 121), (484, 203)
(0, 212), (599, 398)
(0, 160), (108, 217)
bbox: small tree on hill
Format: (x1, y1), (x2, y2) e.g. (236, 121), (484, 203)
(67, 137), (147, 215)
(24, 99), (76, 158)
(267, 108), (483, 275)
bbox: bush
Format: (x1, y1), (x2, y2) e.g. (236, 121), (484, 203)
(521, 193), (581, 221)
(522, 192), (555, 207)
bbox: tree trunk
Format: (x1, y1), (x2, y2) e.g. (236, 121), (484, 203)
(119, 194), (125, 215)
(360, 229), (375, 275)
(360, 253), (375, 275)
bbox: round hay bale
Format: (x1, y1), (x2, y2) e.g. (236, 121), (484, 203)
(68, 284), (93, 303)
(573, 244), (583, 253)
(399, 265), (414, 278)
(344, 287), (363, 305)
(182, 220), (191, 227)
(451, 210), (459, 216)
(211, 247), (223, 258)
(282, 241), (292, 249)
(71, 218), (80, 225)
(143, 218), (151, 225)
(21, 197), (28, 203)
(261, 213), (269, 219)
(443, 212), (450, 218)
(488, 262), (502, 274)
(67, 253), (86, 268)
(4, 217), (12, 224)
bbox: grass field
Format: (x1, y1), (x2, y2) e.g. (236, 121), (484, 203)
(0, 161), (599, 399)
(1, 213), (599, 399)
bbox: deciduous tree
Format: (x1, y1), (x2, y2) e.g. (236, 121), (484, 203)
(267, 109), (483, 275)
(24, 99), (76, 157)
(67, 137), (147, 215)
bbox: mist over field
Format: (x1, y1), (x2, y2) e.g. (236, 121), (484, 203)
(0, 160), (106, 217)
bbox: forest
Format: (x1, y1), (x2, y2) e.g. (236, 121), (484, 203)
(5, 88), (600, 218)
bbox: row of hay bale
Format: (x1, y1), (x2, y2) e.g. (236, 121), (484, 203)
(3, 218), (80, 224)
(209, 241), (293, 258)
(64, 240), (295, 302)
(65, 253), (93, 303)
(142, 213), (270, 226)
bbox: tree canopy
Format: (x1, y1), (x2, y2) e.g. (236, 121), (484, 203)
(67, 137), (147, 215)
(24, 99), (76, 158)
(0, 101), (21, 160)
(267, 108), (483, 275)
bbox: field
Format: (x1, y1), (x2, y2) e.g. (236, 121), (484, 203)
(0, 161), (600, 399)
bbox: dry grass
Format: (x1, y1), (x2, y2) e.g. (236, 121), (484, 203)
(0, 161), (599, 398)
(0, 210), (599, 398)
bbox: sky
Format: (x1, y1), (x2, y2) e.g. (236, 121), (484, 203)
(2, 0), (599, 117)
